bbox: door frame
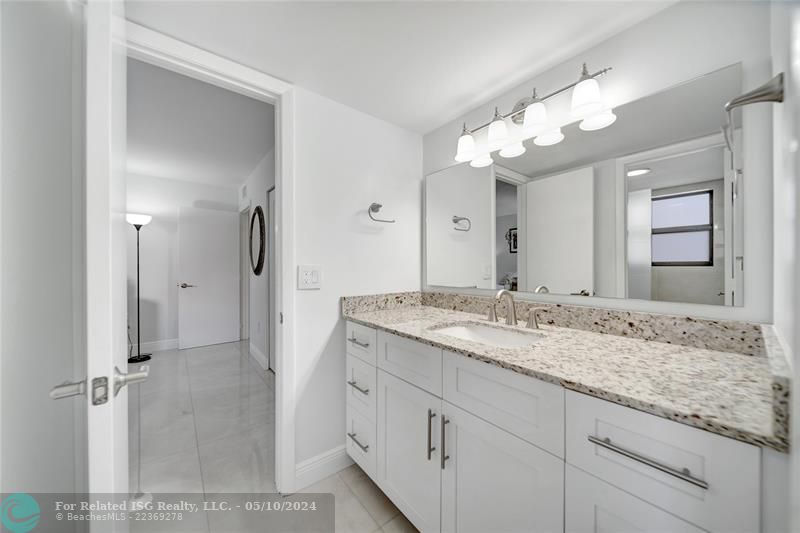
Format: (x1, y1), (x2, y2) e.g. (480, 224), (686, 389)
(240, 206), (250, 341)
(124, 21), (298, 492)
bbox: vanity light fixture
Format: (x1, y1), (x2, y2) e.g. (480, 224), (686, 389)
(499, 142), (526, 158)
(521, 89), (547, 139)
(470, 154), (494, 168)
(580, 109), (617, 131)
(571, 63), (604, 118)
(453, 62), (613, 166)
(626, 168), (651, 177)
(454, 123), (475, 163)
(487, 108), (509, 151)
(534, 128), (565, 147)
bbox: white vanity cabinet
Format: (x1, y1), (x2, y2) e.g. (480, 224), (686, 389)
(344, 320), (767, 533)
(441, 401), (564, 533)
(347, 322), (567, 533)
(377, 369), (443, 532)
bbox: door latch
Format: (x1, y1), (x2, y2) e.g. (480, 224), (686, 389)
(92, 376), (109, 405)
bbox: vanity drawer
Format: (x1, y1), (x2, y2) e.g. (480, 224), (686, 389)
(443, 351), (564, 458)
(565, 464), (704, 533)
(346, 321), (377, 365)
(566, 391), (760, 532)
(377, 331), (443, 396)
(346, 354), (376, 420)
(345, 402), (376, 478)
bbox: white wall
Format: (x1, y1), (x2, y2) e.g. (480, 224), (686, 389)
(291, 87), (422, 471)
(422, 1), (775, 323)
(769, 3), (799, 531)
(126, 174), (238, 350)
(239, 149), (275, 365)
(426, 164), (495, 289)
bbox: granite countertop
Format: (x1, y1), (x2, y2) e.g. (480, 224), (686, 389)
(344, 305), (788, 452)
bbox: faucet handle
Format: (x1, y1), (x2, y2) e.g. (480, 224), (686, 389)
(487, 304), (498, 323)
(526, 307), (549, 329)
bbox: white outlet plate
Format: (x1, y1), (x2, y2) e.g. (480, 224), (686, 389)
(298, 264), (321, 290)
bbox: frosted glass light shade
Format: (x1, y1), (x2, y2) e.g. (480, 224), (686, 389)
(470, 154), (494, 168)
(580, 109), (617, 131)
(522, 101), (547, 137)
(534, 129), (564, 147)
(487, 117), (509, 151)
(499, 142), (526, 158)
(454, 132), (475, 162)
(571, 77), (603, 118)
(126, 213), (152, 226)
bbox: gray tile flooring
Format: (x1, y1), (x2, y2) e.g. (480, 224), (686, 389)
(128, 340), (417, 533)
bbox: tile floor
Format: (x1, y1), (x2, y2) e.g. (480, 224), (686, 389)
(128, 340), (417, 533)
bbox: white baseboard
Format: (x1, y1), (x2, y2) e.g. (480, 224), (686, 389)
(294, 445), (352, 491)
(249, 343), (268, 370)
(132, 338), (178, 353)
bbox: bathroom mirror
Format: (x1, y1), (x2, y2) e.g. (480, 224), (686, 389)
(250, 205), (265, 276)
(425, 63), (747, 307)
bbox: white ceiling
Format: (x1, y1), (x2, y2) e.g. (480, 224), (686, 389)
(627, 146), (725, 192)
(127, 57), (274, 187)
(125, 1), (673, 134)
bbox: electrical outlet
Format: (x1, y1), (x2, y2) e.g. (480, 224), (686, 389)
(298, 265), (321, 290)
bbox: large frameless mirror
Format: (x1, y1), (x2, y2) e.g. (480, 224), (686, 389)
(425, 63), (746, 307)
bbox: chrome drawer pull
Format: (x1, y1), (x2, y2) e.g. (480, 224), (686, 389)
(588, 435), (709, 490)
(348, 336), (370, 349)
(347, 380), (369, 395)
(427, 409), (437, 460)
(441, 417), (450, 470)
(347, 432), (369, 453)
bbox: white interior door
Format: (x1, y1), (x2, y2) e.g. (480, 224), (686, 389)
(627, 188), (653, 300)
(525, 167), (594, 295)
(2, 0), (92, 499)
(178, 206), (240, 349)
(85, 0), (130, 499)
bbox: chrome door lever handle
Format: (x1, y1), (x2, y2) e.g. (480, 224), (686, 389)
(113, 365), (149, 396)
(178, 283), (196, 288)
(50, 379), (87, 400)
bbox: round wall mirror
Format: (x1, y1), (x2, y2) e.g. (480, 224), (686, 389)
(250, 205), (265, 275)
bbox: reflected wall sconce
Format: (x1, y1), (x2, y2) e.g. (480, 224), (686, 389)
(453, 63), (616, 167)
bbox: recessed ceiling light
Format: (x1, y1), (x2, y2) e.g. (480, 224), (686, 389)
(627, 168), (651, 177)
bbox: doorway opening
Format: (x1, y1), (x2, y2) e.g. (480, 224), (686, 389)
(125, 57), (278, 494)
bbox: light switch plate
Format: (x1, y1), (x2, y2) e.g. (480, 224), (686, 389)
(298, 264), (322, 290)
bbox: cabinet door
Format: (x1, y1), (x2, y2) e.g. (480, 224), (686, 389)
(377, 369), (441, 533)
(565, 465), (704, 533)
(441, 402), (564, 533)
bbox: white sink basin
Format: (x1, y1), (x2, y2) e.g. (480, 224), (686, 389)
(432, 322), (542, 349)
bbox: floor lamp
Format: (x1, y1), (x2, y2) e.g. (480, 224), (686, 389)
(127, 213), (152, 363)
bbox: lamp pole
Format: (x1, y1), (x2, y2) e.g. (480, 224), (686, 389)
(129, 223), (151, 363)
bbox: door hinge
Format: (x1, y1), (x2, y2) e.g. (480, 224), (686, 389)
(280, 312), (284, 324)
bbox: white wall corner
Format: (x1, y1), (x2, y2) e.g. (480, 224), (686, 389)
(294, 445), (352, 491)
(249, 342), (268, 371)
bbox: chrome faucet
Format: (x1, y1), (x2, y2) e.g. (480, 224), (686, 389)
(495, 290), (517, 326)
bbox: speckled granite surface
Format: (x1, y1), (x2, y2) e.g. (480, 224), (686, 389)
(421, 292), (766, 356)
(341, 295), (790, 452)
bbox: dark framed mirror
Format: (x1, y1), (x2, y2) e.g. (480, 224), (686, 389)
(250, 205), (265, 275)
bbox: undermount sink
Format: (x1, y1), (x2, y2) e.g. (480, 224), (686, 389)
(431, 322), (542, 349)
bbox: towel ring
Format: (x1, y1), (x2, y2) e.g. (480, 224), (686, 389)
(368, 203), (395, 224)
(452, 215), (471, 232)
